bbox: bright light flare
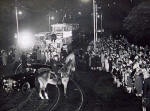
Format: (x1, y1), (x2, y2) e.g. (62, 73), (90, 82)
(18, 11), (23, 15)
(78, 11), (82, 15)
(51, 16), (55, 20)
(17, 31), (35, 49)
(81, 0), (90, 3)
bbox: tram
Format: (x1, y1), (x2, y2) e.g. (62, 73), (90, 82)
(34, 23), (79, 54)
(51, 23), (79, 52)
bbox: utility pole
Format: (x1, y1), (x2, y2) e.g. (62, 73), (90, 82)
(95, 4), (98, 42)
(49, 15), (51, 31)
(93, 0), (96, 49)
(15, 0), (21, 61)
(99, 13), (104, 35)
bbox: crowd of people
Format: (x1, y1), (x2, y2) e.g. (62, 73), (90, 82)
(0, 43), (69, 75)
(86, 35), (150, 101)
(2, 35), (150, 99)
(2, 33), (150, 110)
(0, 48), (15, 66)
(29, 45), (68, 64)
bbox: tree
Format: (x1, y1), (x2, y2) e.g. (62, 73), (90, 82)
(123, 1), (150, 45)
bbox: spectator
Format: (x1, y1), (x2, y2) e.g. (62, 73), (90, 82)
(143, 74), (150, 111)
(2, 50), (8, 66)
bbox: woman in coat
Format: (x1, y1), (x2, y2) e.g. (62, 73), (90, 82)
(104, 55), (109, 72)
(134, 72), (143, 96)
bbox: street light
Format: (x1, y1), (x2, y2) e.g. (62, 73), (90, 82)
(18, 11), (23, 15)
(51, 16), (55, 20)
(15, 6), (24, 60)
(15, 6), (19, 40)
(15, 7), (22, 39)
(78, 11), (82, 15)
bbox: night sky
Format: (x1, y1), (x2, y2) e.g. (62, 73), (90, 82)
(0, 0), (144, 48)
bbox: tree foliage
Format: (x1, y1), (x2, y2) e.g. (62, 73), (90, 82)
(123, 1), (150, 45)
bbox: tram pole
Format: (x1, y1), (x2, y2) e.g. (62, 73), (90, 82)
(93, 0), (96, 50)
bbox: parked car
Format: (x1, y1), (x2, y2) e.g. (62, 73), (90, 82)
(0, 63), (55, 94)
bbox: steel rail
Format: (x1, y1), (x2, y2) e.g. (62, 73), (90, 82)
(70, 78), (84, 111)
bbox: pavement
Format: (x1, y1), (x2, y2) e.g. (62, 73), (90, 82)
(75, 70), (142, 111)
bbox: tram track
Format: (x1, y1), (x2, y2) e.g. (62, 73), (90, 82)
(53, 77), (84, 111)
(12, 63), (61, 111)
(47, 77), (84, 111)
(70, 78), (84, 111)
(13, 85), (61, 111)
(8, 74), (83, 111)
(47, 85), (61, 111)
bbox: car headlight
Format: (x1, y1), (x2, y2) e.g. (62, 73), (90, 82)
(3, 79), (16, 91)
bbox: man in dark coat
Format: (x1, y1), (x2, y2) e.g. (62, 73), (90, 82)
(21, 52), (27, 72)
(51, 34), (57, 43)
(50, 55), (63, 76)
(60, 48), (67, 61)
(84, 51), (90, 71)
(143, 74), (150, 111)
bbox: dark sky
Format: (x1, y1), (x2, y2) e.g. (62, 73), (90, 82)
(18, 0), (93, 32)
(0, 0), (144, 47)
(0, 0), (142, 32)
(16, 0), (142, 32)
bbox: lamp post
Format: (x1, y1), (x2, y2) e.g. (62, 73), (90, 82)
(15, 6), (19, 39)
(15, 7), (22, 39)
(93, 0), (98, 49)
(93, 0), (96, 49)
(95, 3), (98, 42)
(15, 1), (23, 61)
